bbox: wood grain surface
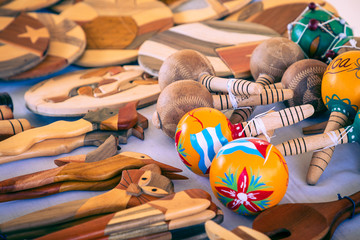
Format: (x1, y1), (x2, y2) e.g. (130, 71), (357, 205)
(0, 12), (50, 79)
(59, 1), (173, 67)
(138, 20), (280, 78)
(225, 0), (338, 35)
(0, 0), (60, 15)
(25, 66), (160, 116)
(6, 12), (86, 80)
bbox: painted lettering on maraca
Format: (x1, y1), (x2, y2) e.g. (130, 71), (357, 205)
(325, 57), (360, 78)
(215, 167), (273, 215)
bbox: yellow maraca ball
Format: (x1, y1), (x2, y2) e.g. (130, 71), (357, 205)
(209, 137), (289, 215)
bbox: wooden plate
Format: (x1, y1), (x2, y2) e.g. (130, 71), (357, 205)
(0, 12), (50, 79)
(24, 66), (160, 116)
(165, 0), (251, 24)
(138, 20), (280, 78)
(225, 0), (338, 35)
(59, 0), (173, 67)
(6, 12), (86, 80)
(0, 0), (60, 15)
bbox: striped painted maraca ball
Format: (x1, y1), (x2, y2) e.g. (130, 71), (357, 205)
(322, 51), (360, 118)
(290, 7), (353, 60)
(175, 107), (234, 176)
(209, 137), (289, 216)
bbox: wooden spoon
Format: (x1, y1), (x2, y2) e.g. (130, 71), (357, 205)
(253, 191), (360, 240)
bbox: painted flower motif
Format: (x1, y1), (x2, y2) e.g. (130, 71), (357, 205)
(215, 167), (273, 213)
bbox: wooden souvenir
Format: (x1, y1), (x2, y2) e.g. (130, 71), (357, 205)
(154, 80), (294, 138)
(0, 164), (177, 234)
(0, 118), (31, 141)
(307, 51), (360, 185)
(0, 153), (182, 193)
(0, 12), (49, 79)
(175, 105), (314, 176)
(289, 3), (353, 60)
(0, 100), (140, 156)
(275, 109), (360, 156)
(0, 92), (13, 111)
(209, 138), (288, 215)
(225, 0), (337, 35)
(252, 191), (360, 240)
(0, 105), (13, 120)
(59, 1), (173, 67)
(138, 20), (280, 78)
(25, 66), (160, 116)
(34, 189), (212, 240)
(0, 0), (60, 15)
(205, 220), (270, 240)
(6, 12), (86, 80)
(281, 59), (327, 113)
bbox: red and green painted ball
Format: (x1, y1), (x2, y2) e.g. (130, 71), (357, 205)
(209, 137), (289, 216)
(290, 9), (353, 60)
(175, 107), (234, 176)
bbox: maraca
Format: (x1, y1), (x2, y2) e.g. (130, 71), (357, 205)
(209, 137), (289, 215)
(175, 104), (314, 176)
(153, 80), (294, 138)
(288, 2), (353, 60)
(306, 50), (360, 185)
(275, 109), (360, 156)
(0, 92), (13, 120)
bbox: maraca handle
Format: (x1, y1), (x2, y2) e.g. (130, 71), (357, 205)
(232, 104), (314, 139)
(256, 73), (275, 86)
(0, 105), (13, 120)
(276, 127), (351, 156)
(199, 73), (262, 95)
(212, 89), (293, 110)
(307, 111), (349, 185)
(0, 119), (31, 135)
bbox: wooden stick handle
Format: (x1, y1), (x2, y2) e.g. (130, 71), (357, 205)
(0, 92), (13, 111)
(233, 104), (314, 138)
(275, 127), (351, 156)
(0, 118), (31, 135)
(199, 73), (262, 95)
(307, 112), (349, 185)
(0, 119), (93, 156)
(256, 73), (276, 86)
(212, 89), (293, 109)
(0, 105), (13, 120)
(230, 107), (253, 124)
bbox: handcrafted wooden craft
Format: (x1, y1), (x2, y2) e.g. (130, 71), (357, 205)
(25, 66), (160, 116)
(0, 105), (13, 120)
(275, 109), (360, 157)
(0, 12), (49, 79)
(175, 105), (314, 176)
(35, 189), (212, 240)
(307, 51), (360, 184)
(138, 20), (280, 78)
(0, 118), (31, 142)
(205, 220), (270, 240)
(154, 80), (294, 138)
(209, 138), (288, 215)
(252, 191), (360, 240)
(0, 0), (60, 15)
(0, 92), (13, 111)
(6, 12), (86, 80)
(288, 3), (353, 60)
(225, 0), (337, 35)
(59, 1), (173, 67)
(0, 164), (176, 235)
(281, 58), (327, 113)
(0, 101), (140, 156)
(158, 49), (263, 95)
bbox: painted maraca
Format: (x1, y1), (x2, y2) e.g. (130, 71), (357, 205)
(209, 137), (289, 215)
(175, 105), (314, 176)
(153, 80), (294, 138)
(275, 109), (360, 157)
(288, 2), (353, 61)
(306, 50), (360, 185)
